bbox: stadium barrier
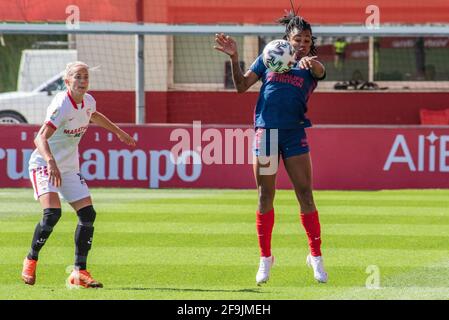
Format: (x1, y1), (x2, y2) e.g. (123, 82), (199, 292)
(85, 91), (449, 125)
(420, 108), (449, 125)
(1, 124), (449, 190)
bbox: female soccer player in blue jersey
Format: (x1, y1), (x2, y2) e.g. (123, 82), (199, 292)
(214, 11), (328, 284)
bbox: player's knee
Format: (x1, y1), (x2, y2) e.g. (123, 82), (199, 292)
(297, 187), (314, 205)
(258, 190), (275, 208)
(41, 208), (62, 231)
(77, 205), (96, 227)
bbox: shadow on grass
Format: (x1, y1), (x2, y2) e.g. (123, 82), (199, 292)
(106, 287), (264, 293)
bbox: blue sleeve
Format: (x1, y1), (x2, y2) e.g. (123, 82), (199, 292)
(249, 54), (266, 78)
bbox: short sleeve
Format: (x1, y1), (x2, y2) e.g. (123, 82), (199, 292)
(249, 55), (267, 78)
(92, 97), (96, 113)
(44, 96), (68, 130)
(85, 93), (97, 114)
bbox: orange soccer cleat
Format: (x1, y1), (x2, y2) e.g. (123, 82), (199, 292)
(22, 257), (38, 285)
(67, 269), (103, 288)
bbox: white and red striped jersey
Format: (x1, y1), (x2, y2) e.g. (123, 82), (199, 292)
(29, 91), (96, 173)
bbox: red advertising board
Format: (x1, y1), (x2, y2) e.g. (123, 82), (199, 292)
(1, 124), (449, 190)
(1, 0), (448, 24)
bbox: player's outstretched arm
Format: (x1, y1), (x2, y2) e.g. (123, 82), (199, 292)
(35, 124), (61, 187)
(298, 56), (326, 79)
(90, 111), (136, 146)
(214, 33), (259, 93)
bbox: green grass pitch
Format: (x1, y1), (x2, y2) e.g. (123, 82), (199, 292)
(1, 188), (449, 300)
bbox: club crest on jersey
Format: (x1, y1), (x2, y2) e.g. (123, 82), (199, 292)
(50, 108), (60, 121)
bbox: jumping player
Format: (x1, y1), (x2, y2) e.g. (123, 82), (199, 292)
(22, 61), (136, 288)
(214, 11), (328, 284)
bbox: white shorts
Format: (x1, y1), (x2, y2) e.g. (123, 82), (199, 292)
(29, 166), (90, 203)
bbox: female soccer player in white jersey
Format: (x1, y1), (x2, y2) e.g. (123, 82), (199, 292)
(214, 11), (328, 285)
(22, 61), (136, 288)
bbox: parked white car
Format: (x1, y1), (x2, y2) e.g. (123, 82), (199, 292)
(0, 72), (66, 124)
(0, 49), (76, 124)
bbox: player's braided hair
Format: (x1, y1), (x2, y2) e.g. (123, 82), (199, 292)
(278, 10), (317, 56)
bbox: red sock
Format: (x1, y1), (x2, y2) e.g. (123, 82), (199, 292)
(300, 211), (322, 257)
(256, 209), (274, 257)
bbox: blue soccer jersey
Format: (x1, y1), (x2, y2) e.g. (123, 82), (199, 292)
(250, 54), (324, 129)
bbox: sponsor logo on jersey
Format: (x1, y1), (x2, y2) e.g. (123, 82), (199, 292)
(64, 126), (88, 136)
(267, 72), (305, 88)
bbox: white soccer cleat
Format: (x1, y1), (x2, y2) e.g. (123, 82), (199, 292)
(256, 256), (274, 285)
(306, 254), (328, 283)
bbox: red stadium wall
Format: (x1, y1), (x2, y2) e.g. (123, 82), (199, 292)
(1, 124), (449, 190)
(90, 91), (449, 125)
(2, 0), (448, 24)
